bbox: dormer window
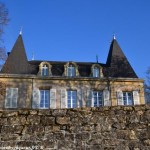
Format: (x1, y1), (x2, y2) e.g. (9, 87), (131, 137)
(38, 62), (52, 77)
(93, 67), (100, 77)
(91, 64), (103, 78)
(64, 62), (79, 77)
(42, 64), (49, 76)
(67, 64), (76, 77)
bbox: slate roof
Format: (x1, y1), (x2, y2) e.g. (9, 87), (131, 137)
(106, 39), (138, 78)
(1, 34), (138, 78)
(1, 34), (29, 74)
(28, 60), (107, 77)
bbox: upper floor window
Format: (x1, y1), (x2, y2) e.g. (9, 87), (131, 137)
(5, 88), (18, 108)
(93, 91), (103, 107)
(67, 65), (76, 77)
(42, 64), (49, 76)
(40, 90), (50, 109)
(91, 64), (103, 78)
(67, 90), (77, 108)
(123, 92), (133, 105)
(93, 67), (100, 77)
(64, 62), (79, 77)
(38, 62), (52, 77)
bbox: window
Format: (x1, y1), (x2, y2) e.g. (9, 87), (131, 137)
(40, 90), (50, 108)
(67, 65), (76, 77)
(93, 67), (100, 77)
(42, 64), (49, 76)
(93, 91), (103, 107)
(5, 88), (18, 108)
(123, 92), (133, 105)
(67, 90), (77, 108)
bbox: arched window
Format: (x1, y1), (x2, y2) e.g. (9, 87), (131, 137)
(93, 66), (100, 77)
(38, 62), (52, 76)
(42, 64), (49, 76)
(91, 64), (103, 78)
(67, 64), (76, 77)
(64, 62), (79, 77)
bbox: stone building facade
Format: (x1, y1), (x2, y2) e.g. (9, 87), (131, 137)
(0, 34), (145, 109)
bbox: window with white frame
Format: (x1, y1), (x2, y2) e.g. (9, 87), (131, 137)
(67, 90), (77, 108)
(93, 91), (103, 107)
(93, 67), (100, 77)
(123, 92), (133, 105)
(42, 64), (49, 76)
(5, 88), (18, 108)
(67, 65), (76, 77)
(40, 90), (50, 108)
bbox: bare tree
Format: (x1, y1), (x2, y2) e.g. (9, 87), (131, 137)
(0, 1), (9, 68)
(145, 67), (150, 104)
(0, 2), (9, 98)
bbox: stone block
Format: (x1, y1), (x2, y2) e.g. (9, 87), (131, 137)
(52, 109), (67, 116)
(56, 117), (70, 125)
(1, 134), (20, 141)
(0, 117), (7, 125)
(18, 110), (29, 115)
(27, 115), (40, 125)
(29, 110), (38, 115)
(7, 116), (26, 125)
(2, 111), (18, 117)
(42, 140), (56, 149)
(38, 110), (52, 115)
(1, 125), (24, 134)
(22, 125), (44, 134)
(144, 139), (150, 146)
(116, 130), (129, 140)
(53, 132), (65, 140)
(41, 116), (55, 125)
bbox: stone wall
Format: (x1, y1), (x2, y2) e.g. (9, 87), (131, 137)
(0, 105), (150, 149)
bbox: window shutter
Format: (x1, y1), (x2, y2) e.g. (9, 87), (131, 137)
(12, 88), (18, 108)
(61, 89), (67, 108)
(5, 88), (11, 108)
(32, 89), (40, 108)
(50, 89), (56, 109)
(117, 91), (124, 105)
(77, 89), (82, 108)
(87, 90), (92, 107)
(133, 91), (140, 105)
(103, 89), (110, 106)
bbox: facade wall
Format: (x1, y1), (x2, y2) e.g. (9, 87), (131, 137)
(0, 75), (145, 109)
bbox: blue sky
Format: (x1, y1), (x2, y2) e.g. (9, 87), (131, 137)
(1, 0), (150, 79)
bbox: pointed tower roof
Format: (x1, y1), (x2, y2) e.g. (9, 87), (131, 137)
(1, 34), (29, 74)
(106, 38), (137, 78)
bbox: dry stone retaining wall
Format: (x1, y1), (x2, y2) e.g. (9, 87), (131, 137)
(0, 105), (150, 149)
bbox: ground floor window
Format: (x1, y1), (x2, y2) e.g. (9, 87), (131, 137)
(5, 88), (18, 108)
(93, 91), (103, 107)
(67, 90), (77, 108)
(40, 90), (50, 108)
(123, 92), (133, 105)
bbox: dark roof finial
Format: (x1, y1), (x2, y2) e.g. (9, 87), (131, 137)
(96, 55), (98, 63)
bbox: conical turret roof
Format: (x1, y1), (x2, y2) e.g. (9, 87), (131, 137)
(1, 34), (29, 74)
(106, 38), (137, 78)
